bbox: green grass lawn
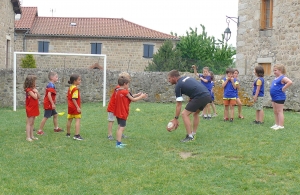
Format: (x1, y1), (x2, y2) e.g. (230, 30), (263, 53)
(1, 102), (300, 194)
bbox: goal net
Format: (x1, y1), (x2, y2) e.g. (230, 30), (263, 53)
(13, 52), (107, 111)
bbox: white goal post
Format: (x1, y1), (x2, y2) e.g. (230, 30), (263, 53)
(13, 52), (107, 111)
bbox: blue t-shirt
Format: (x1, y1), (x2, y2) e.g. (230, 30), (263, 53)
(46, 82), (56, 89)
(175, 76), (210, 101)
(222, 77), (238, 99)
(252, 77), (264, 97)
(270, 75), (286, 101)
(199, 74), (212, 91)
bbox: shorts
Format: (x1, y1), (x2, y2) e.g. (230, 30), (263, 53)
(223, 99), (236, 106)
(67, 114), (81, 119)
(185, 95), (212, 112)
(272, 100), (285, 104)
(108, 112), (116, 122)
(253, 96), (264, 110)
(44, 109), (58, 118)
(117, 117), (126, 127)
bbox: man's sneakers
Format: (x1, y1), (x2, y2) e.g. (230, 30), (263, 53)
(54, 127), (64, 132)
(107, 135), (114, 140)
(73, 134), (84, 140)
(36, 130), (44, 135)
(180, 135), (194, 142)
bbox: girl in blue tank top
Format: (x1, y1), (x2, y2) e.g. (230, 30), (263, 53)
(270, 64), (293, 130)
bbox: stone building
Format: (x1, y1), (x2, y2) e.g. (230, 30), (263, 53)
(0, 0), (21, 69)
(13, 7), (179, 71)
(236, 0), (300, 78)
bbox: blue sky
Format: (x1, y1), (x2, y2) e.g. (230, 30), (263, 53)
(21, 0), (238, 46)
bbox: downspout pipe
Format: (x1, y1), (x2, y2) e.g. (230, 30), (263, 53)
(23, 30), (30, 51)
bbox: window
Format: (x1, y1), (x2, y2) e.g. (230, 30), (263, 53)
(260, 0), (273, 30)
(143, 44), (154, 58)
(38, 41), (49, 52)
(259, 63), (271, 76)
(91, 43), (102, 54)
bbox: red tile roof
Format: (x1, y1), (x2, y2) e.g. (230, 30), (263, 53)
(15, 7), (178, 40)
(15, 7), (37, 29)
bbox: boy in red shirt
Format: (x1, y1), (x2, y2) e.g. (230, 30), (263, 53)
(37, 72), (63, 135)
(114, 76), (147, 148)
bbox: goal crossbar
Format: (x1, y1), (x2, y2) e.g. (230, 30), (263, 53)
(13, 52), (107, 111)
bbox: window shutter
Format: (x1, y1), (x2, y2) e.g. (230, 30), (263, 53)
(149, 45), (154, 58)
(97, 43), (102, 54)
(269, 0), (273, 28)
(44, 42), (49, 53)
(260, 0), (266, 30)
(143, 44), (149, 57)
(38, 41), (43, 52)
(91, 43), (96, 54)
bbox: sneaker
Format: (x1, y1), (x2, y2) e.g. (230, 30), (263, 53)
(31, 137), (38, 140)
(73, 134), (84, 140)
(66, 133), (71, 138)
(224, 118), (229, 122)
(273, 126), (284, 130)
(180, 135), (194, 142)
(229, 118), (233, 122)
(116, 144), (125, 148)
(192, 134), (196, 140)
(26, 138), (33, 142)
(212, 113), (218, 117)
(107, 135), (114, 140)
(54, 127), (64, 132)
(207, 117), (211, 120)
(270, 124), (278, 129)
(36, 130), (44, 135)
(122, 134), (128, 139)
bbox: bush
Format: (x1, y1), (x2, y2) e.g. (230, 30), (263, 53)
(20, 54), (36, 68)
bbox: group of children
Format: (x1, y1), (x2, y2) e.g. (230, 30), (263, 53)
(192, 64), (293, 130)
(24, 72), (83, 142)
(24, 71), (147, 148)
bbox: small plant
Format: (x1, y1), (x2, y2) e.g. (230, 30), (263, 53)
(20, 54), (36, 68)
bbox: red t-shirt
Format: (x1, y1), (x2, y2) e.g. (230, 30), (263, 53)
(67, 85), (81, 115)
(25, 88), (40, 117)
(43, 82), (56, 110)
(107, 85), (120, 113)
(114, 88), (131, 120)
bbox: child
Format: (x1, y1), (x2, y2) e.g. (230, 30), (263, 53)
(24, 75), (40, 142)
(106, 72), (136, 140)
(222, 68), (238, 122)
(66, 74), (83, 140)
(36, 72), (63, 135)
(114, 76), (147, 148)
(233, 69), (244, 119)
(192, 65), (212, 119)
(209, 71), (218, 117)
(253, 66), (265, 124)
(270, 64), (293, 130)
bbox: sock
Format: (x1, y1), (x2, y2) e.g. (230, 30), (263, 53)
(204, 115), (208, 117)
(208, 114), (211, 117)
(55, 127), (58, 129)
(188, 134), (193, 138)
(192, 132), (196, 135)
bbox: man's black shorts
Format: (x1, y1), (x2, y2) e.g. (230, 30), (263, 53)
(185, 95), (212, 112)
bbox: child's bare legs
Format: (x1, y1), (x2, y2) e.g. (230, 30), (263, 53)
(108, 121), (114, 136)
(256, 109), (264, 122)
(211, 102), (217, 115)
(53, 114), (58, 129)
(229, 104), (235, 119)
(236, 98), (243, 118)
(224, 105), (229, 120)
(75, 118), (81, 135)
(26, 117), (35, 141)
(273, 102), (284, 126)
(192, 110), (201, 135)
(66, 118), (73, 134)
(116, 125), (125, 143)
(38, 117), (48, 131)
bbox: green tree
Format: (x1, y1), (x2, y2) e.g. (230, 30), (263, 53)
(176, 24), (236, 74)
(145, 40), (183, 71)
(20, 54), (36, 68)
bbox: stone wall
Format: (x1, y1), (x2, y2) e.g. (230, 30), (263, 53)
(236, 0), (300, 78)
(1, 69), (300, 111)
(13, 35), (170, 71)
(0, 0), (15, 69)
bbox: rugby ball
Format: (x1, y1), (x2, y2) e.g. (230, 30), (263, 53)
(167, 121), (175, 132)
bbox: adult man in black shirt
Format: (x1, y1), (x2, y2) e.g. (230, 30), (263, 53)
(168, 70), (212, 142)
